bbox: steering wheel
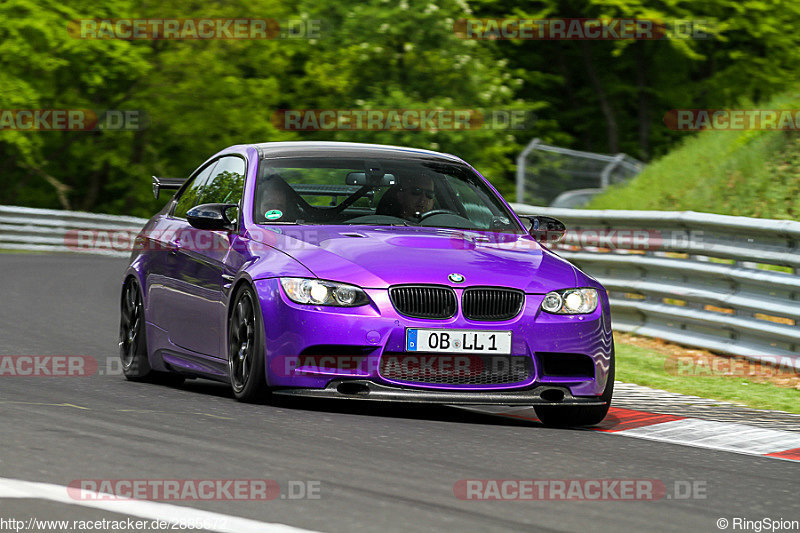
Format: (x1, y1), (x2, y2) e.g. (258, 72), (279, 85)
(418, 209), (460, 221)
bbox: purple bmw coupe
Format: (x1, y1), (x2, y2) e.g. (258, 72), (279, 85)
(120, 142), (614, 426)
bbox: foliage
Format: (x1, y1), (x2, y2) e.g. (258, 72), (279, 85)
(1, 0), (799, 215)
(588, 92), (800, 219)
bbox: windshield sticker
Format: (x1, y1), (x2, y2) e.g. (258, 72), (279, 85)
(265, 210), (283, 220)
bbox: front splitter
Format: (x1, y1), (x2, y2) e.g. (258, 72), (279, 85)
(272, 379), (606, 406)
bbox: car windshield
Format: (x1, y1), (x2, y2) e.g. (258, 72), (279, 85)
(253, 156), (523, 233)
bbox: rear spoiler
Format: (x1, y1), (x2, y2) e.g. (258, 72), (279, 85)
(152, 176), (185, 199)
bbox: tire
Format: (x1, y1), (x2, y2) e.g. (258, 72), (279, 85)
(534, 346), (615, 427)
(120, 277), (153, 381)
(120, 277), (185, 386)
(228, 285), (269, 402)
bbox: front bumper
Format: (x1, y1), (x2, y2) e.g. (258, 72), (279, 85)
(273, 379), (607, 406)
(254, 278), (614, 397)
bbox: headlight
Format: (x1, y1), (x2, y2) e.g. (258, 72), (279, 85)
(541, 288), (598, 314)
(280, 278), (369, 307)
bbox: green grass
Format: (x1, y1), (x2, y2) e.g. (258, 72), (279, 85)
(615, 340), (800, 414)
(588, 92), (800, 220)
(756, 264), (795, 274)
(0, 248), (48, 254)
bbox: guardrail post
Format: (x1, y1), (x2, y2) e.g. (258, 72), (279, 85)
(600, 154), (626, 189)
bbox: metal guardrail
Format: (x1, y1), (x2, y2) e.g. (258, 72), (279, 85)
(0, 205), (146, 257)
(2, 204), (798, 366)
(513, 203), (800, 367)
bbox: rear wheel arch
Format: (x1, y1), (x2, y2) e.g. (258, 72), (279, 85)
(119, 275), (184, 386)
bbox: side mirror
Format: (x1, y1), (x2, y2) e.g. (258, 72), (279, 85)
(519, 215), (566, 243)
(186, 203), (238, 231)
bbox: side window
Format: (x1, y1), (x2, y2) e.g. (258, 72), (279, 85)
(199, 156), (246, 206)
(173, 161), (218, 219)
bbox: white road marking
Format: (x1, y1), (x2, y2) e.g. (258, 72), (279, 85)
(463, 401), (800, 461)
(618, 419), (800, 455)
(0, 477), (321, 533)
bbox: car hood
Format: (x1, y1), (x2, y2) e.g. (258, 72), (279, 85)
(246, 225), (577, 293)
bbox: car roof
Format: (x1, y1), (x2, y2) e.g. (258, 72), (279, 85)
(247, 141), (465, 163)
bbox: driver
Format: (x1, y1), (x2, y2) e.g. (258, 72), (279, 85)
(394, 173), (436, 219)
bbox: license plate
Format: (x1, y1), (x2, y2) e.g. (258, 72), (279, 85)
(406, 329), (512, 355)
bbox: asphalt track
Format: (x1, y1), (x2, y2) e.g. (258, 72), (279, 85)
(0, 253), (797, 532)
